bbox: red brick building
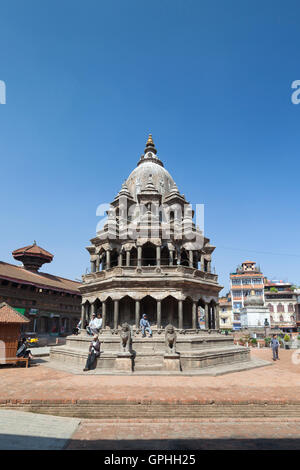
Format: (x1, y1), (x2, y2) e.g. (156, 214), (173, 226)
(0, 242), (82, 336)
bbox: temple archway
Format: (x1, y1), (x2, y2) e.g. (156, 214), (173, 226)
(119, 295), (135, 326)
(161, 295), (178, 328)
(105, 297), (114, 329)
(183, 297), (193, 329)
(161, 246), (169, 266)
(142, 242), (156, 266)
(140, 295), (156, 325)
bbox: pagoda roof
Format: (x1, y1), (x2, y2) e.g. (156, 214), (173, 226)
(0, 302), (30, 324)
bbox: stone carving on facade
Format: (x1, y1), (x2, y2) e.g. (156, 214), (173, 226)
(120, 322), (131, 353)
(165, 324), (177, 354)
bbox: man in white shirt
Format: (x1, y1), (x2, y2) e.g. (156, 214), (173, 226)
(87, 313), (102, 335)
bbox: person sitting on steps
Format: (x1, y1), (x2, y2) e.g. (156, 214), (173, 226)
(83, 334), (100, 371)
(140, 314), (152, 338)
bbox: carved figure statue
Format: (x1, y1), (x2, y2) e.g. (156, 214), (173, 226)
(120, 322), (131, 353)
(165, 324), (177, 354)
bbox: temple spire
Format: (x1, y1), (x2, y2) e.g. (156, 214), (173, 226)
(144, 133), (157, 155)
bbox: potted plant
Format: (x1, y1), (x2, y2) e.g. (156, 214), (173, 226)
(284, 334), (291, 349)
(250, 338), (257, 347)
(264, 337), (271, 347)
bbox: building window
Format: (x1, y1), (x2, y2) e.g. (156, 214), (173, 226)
(268, 303), (274, 312)
(288, 303), (294, 313)
(277, 303), (284, 313)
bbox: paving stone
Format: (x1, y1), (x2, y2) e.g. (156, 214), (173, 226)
(0, 410), (80, 450)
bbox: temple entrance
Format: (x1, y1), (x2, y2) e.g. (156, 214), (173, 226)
(161, 296), (178, 328)
(105, 297), (114, 329)
(183, 297), (193, 329)
(142, 242), (156, 266)
(208, 301), (216, 329)
(140, 295), (156, 326)
(119, 296), (135, 326)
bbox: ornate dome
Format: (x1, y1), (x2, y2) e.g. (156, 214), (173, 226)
(126, 134), (176, 200)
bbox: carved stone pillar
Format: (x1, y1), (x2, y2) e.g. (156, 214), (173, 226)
(80, 304), (85, 331)
(137, 246), (142, 267)
(118, 252), (122, 267)
(114, 299), (119, 329)
(157, 300), (161, 329)
(126, 250), (130, 267)
(156, 246), (161, 267)
(135, 299), (140, 329)
(95, 255), (100, 272)
(204, 303), (209, 329)
(178, 300), (183, 329)
(106, 250), (111, 269)
(102, 301), (106, 328)
(215, 303), (220, 330)
(90, 302), (95, 320)
(169, 250), (174, 266)
(207, 260), (211, 273)
(189, 250), (193, 268)
(91, 260), (96, 273)
(201, 255), (205, 271)
(192, 301), (197, 329)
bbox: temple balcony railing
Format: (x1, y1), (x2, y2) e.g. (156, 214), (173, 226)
(82, 265), (218, 284)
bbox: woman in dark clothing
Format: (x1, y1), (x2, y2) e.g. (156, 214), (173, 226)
(16, 338), (33, 362)
(83, 335), (100, 371)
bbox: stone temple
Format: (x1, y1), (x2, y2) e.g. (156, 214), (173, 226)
(51, 135), (269, 374)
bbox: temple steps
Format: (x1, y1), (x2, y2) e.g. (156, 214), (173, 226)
(2, 401), (300, 419)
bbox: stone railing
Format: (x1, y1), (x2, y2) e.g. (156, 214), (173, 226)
(82, 265), (218, 284)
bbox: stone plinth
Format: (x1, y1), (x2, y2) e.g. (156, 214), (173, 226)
(115, 353), (133, 372)
(163, 353), (181, 371)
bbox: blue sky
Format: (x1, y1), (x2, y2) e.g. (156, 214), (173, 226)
(0, 0), (300, 293)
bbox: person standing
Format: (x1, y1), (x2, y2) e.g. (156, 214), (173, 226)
(83, 335), (100, 371)
(270, 334), (280, 361)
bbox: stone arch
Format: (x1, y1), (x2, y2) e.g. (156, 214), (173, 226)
(130, 246), (137, 266)
(105, 296), (114, 329)
(119, 295), (135, 326)
(183, 296), (193, 329)
(140, 295), (157, 325)
(208, 300), (217, 330)
(142, 242), (156, 266)
(197, 298), (206, 329)
(180, 249), (189, 267)
(161, 295), (178, 328)
(110, 248), (119, 268)
(161, 245), (169, 266)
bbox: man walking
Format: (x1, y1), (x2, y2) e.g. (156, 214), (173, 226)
(270, 334), (280, 361)
(140, 314), (152, 338)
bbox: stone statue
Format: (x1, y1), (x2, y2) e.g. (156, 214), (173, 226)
(120, 322), (131, 353)
(165, 324), (177, 354)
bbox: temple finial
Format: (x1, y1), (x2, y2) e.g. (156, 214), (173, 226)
(144, 133), (157, 155)
(146, 133), (154, 146)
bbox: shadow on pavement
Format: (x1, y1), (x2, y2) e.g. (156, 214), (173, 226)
(1, 434), (299, 450)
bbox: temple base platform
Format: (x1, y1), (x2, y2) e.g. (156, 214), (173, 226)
(49, 329), (271, 375)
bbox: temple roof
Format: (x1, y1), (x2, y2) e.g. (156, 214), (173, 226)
(0, 261), (81, 294)
(0, 302), (30, 324)
(12, 242), (53, 261)
(126, 134), (177, 200)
